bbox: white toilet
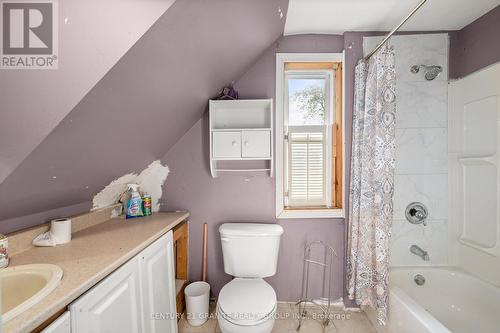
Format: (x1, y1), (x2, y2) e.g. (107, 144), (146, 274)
(217, 223), (284, 333)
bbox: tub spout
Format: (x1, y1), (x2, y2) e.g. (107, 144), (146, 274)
(410, 245), (429, 261)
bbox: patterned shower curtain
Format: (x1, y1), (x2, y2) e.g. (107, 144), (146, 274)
(347, 44), (396, 325)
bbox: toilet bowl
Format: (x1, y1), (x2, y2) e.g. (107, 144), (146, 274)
(217, 307), (275, 333)
(217, 278), (276, 333)
(217, 223), (283, 333)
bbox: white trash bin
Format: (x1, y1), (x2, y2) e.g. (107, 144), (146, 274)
(184, 281), (210, 326)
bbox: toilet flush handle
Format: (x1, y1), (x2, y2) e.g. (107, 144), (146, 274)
(221, 237), (230, 242)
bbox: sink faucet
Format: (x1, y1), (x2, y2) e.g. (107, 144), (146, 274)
(410, 245), (429, 261)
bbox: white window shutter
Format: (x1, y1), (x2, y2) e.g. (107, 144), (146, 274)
(287, 126), (327, 207)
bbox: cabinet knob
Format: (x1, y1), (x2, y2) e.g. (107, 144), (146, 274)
(244, 141), (249, 146)
(231, 141), (237, 147)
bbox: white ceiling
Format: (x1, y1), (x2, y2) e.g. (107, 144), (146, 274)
(284, 0), (500, 35)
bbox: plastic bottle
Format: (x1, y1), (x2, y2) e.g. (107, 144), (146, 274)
(126, 184), (144, 219)
(142, 193), (152, 216)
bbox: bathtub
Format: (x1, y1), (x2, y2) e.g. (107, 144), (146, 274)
(365, 267), (500, 333)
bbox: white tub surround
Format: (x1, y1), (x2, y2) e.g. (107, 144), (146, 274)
(449, 62), (500, 286)
(366, 267), (500, 333)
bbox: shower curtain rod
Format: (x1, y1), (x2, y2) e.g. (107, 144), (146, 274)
(364, 0), (428, 60)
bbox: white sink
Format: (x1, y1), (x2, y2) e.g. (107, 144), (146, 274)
(1, 264), (63, 322)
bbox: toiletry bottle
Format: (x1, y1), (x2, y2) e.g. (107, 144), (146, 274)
(126, 184), (144, 219)
(142, 194), (152, 216)
(0, 234), (9, 268)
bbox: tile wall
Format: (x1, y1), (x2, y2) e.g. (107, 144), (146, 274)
(364, 34), (449, 266)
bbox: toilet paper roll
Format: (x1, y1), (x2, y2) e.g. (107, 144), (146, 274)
(50, 218), (72, 244)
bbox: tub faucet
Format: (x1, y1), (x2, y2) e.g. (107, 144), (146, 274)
(410, 245), (429, 261)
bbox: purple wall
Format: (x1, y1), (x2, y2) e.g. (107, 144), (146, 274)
(161, 30), (454, 302)
(0, 0), (288, 233)
(5, 0), (498, 303)
(450, 5), (500, 79)
(162, 34), (349, 301)
(0, 0), (176, 186)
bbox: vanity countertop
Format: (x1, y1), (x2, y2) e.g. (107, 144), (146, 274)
(3, 211), (189, 333)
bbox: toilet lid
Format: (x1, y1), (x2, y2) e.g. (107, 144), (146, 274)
(218, 278), (276, 325)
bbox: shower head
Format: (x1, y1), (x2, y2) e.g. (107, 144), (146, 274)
(410, 65), (443, 81)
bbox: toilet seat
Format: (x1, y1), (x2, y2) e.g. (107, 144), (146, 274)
(217, 278), (276, 326)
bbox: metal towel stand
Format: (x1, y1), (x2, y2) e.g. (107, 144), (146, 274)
(296, 241), (338, 332)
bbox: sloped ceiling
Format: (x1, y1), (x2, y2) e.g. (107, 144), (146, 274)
(0, 0), (177, 185)
(0, 0), (288, 231)
(285, 0), (500, 34)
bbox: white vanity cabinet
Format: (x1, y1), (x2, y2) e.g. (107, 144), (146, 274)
(69, 231), (177, 333)
(41, 311), (71, 333)
(140, 232), (177, 333)
(69, 256), (143, 333)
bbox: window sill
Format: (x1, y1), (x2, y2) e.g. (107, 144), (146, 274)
(276, 208), (345, 219)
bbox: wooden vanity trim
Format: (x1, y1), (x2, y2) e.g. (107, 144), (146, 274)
(173, 221), (189, 316)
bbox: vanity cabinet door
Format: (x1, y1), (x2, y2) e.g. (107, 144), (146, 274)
(140, 231), (177, 333)
(69, 257), (142, 333)
(41, 311), (71, 333)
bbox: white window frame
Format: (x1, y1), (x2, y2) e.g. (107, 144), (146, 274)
(285, 70), (333, 208)
(275, 53), (345, 219)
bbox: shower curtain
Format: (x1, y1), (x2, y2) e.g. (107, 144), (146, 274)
(347, 43), (396, 325)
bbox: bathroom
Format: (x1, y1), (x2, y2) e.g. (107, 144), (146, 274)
(0, 0), (499, 332)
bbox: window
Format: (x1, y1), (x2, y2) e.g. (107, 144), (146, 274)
(276, 54), (344, 219)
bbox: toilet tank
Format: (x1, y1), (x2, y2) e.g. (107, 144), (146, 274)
(219, 223), (284, 278)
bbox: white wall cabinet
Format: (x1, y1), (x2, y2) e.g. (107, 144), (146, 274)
(209, 99), (273, 177)
(69, 231), (177, 333)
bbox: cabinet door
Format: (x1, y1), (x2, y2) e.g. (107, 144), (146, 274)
(41, 311), (71, 333)
(140, 231), (177, 333)
(213, 132), (241, 159)
(69, 257), (142, 333)
(241, 130), (271, 158)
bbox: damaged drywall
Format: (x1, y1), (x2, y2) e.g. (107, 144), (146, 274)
(92, 160), (169, 212)
(92, 174), (137, 210)
(135, 160), (170, 212)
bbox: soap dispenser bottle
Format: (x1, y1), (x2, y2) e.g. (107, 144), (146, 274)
(125, 184), (144, 219)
